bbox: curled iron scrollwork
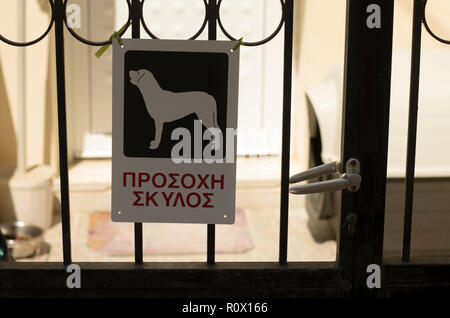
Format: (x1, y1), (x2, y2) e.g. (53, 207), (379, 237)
(0, 0), (286, 47)
(217, 0), (285, 47)
(63, 0), (132, 46)
(141, 0), (208, 40)
(423, 0), (450, 45)
(0, 0), (54, 47)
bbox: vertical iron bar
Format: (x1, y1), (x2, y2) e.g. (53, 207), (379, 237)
(338, 0), (394, 296)
(131, 0), (143, 265)
(402, 0), (424, 263)
(207, 225), (215, 265)
(17, 0), (27, 173)
(278, 0), (294, 265)
(54, 0), (72, 265)
(207, 0), (217, 265)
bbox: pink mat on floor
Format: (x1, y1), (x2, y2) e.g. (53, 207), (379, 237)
(88, 208), (253, 255)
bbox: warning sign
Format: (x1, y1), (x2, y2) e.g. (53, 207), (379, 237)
(112, 39), (240, 224)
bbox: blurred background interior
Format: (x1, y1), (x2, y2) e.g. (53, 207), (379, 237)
(0, 0), (449, 263)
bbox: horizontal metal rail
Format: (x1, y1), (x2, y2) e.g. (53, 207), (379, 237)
(0, 262), (338, 297)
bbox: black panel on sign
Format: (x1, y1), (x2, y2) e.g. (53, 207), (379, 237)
(123, 51), (229, 159)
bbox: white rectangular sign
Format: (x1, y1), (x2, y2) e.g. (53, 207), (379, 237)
(112, 39), (240, 224)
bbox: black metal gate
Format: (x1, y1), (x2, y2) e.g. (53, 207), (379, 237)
(0, 0), (449, 298)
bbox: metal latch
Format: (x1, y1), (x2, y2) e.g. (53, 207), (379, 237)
(289, 159), (361, 195)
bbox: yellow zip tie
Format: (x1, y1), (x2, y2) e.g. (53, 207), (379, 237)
(232, 38), (244, 51)
(95, 21), (131, 58)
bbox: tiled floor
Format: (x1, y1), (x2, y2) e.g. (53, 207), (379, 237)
(22, 158), (336, 262)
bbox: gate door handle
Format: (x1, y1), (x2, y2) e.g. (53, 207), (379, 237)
(289, 159), (361, 195)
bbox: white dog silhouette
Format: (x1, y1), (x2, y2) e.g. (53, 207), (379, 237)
(130, 69), (219, 150)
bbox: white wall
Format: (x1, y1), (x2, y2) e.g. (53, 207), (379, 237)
(291, 0), (346, 169)
(291, 0), (450, 169)
(2, 0), (450, 172)
(0, 0), (53, 169)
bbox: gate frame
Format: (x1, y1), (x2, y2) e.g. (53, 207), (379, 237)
(1, 0), (449, 298)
